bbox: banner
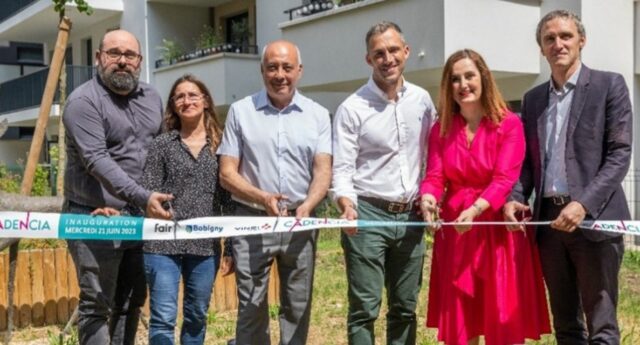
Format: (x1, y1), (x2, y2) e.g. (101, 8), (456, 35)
(0, 211), (638, 241)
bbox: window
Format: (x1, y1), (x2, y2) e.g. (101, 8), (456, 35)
(225, 12), (250, 45)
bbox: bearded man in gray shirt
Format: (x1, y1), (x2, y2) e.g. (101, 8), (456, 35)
(63, 29), (171, 345)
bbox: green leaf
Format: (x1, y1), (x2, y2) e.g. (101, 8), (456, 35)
(51, 0), (93, 16)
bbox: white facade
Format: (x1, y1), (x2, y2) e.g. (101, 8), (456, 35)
(0, 0), (637, 212)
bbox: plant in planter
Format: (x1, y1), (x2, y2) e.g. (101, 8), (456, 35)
(195, 25), (223, 56)
(157, 38), (184, 66)
(231, 19), (253, 53)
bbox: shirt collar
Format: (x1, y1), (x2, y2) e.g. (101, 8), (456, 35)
(255, 89), (303, 112)
(367, 77), (407, 103)
(549, 63), (582, 94)
(168, 129), (212, 144)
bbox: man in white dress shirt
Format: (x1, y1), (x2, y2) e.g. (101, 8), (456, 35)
(331, 21), (436, 345)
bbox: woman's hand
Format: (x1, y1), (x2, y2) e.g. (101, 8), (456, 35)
(420, 194), (440, 232)
(453, 207), (477, 234)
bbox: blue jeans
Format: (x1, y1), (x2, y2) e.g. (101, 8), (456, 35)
(144, 253), (219, 345)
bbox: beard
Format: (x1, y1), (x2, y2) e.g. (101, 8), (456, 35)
(97, 63), (140, 94)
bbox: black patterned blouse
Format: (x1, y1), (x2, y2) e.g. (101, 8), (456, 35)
(140, 130), (234, 256)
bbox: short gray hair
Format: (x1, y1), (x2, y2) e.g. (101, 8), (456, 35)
(365, 21), (405, 51)
(536, 10), (586, 47)
(261, 42), (302, 66)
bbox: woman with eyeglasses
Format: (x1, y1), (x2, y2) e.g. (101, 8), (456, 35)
(419, 49), (550, 345)
(143, 74), (236, 344)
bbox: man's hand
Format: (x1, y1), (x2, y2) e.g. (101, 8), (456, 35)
(146, 192), (174, 220)
(295, 202), (313, 220)
(503, 201), (530, 231)
(262, 193), (289, 216)
(91, 207), (121, 216)
(338, 197), (358, 236)
(551, 201), (587, 232)
(420, 194), (440, 232)
(219, 256), (235, 276)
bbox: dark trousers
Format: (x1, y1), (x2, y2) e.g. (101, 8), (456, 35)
(64, 200), (147, 345)
(341, 199), (425, 345)
(232, 203), (317, 345)
(538, 200), (624, 345)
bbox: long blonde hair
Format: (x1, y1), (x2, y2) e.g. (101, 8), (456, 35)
(437, 49), (508, 136)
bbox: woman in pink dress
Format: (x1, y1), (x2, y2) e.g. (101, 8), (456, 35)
(419, 49), (550, 345)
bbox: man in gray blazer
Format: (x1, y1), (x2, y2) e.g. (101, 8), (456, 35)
(504, 10), (632, 345)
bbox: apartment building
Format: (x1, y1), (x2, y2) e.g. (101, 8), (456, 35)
(0, 0), (637, 210)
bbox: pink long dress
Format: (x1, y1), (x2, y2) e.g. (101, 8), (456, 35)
(420, 112), (550, 345)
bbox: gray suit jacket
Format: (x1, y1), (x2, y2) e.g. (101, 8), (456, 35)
(511, 64), (633, 241)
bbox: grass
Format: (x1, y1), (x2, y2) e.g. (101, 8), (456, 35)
(7, 230), (640, 344)
(203, 230), (640, 345)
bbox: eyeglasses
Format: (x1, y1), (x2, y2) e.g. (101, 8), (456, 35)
(101, 49), (141, 63)
(172, 92), (204, 105)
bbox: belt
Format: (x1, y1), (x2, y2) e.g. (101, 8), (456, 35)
(232, 201), (297, 216)
(543, 195), (571, 206)
(358, 196), (412, 214)
(231, 196), (301, 212)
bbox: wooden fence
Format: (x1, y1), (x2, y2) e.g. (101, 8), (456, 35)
(0, 248), (280, 330)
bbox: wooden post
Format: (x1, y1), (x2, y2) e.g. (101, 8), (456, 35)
(20, 17), (72, 195)
(4, 242), (18, 345)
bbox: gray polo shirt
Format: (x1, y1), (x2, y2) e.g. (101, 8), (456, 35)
(63, 75), (163, 209)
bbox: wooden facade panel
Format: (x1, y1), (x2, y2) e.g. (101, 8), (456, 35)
(30, 250), (45, 327)
(42, 249), (57, 325)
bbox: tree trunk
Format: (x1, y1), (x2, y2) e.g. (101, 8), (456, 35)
(56, 65), (67, 195)
(20, 17), (71, 195)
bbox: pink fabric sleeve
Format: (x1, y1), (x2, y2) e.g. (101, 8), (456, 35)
(479, 113), (526, 211)
(419, 122), (446, 200)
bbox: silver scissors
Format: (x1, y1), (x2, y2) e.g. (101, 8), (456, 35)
(166, 199), (179, 241)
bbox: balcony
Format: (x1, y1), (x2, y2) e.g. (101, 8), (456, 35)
(0, 0), (122, 42)
(279, 0), (540, 94)
(155, 43), (258, 69)
(0, 0), (37, 23)
(153, 52), (262, 109)
(0, 65), (95, 116)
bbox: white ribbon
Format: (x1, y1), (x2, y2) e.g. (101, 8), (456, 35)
(0, 211), (637, 240)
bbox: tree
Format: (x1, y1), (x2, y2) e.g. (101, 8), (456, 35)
(5, 2), (92, 343)
(54, 0), (93, 195)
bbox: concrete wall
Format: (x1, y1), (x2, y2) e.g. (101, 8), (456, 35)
(255, 0), (298, 50)
(65, 16), (121, 67)
(636, 1), (640, 75)
(443, 0), (539, 74)
(282, 0), (444, 90)
(145, 2), (210, 83)
(153, 53), (262, 106)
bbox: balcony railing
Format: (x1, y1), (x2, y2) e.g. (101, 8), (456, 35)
(155, 43), (258, 69)
(284, 0), (367, 20)
(0, 0), (38, 23)
(0, 65), (95, 115)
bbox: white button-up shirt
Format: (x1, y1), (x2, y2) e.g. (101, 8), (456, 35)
(217, 89), (332, 206)
(331, 78), (436, 205)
